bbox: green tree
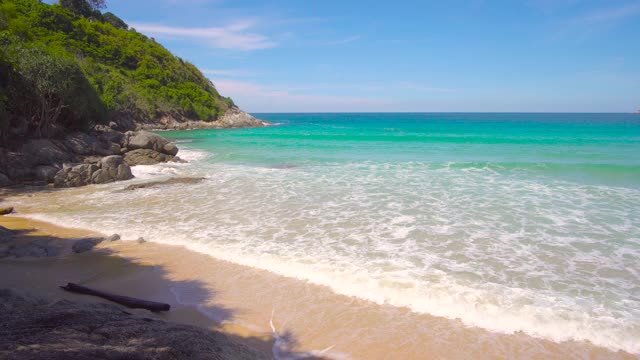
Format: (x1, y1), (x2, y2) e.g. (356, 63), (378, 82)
(59, 0), (105, 17)
(2, 38), (105, 138)
(102, 12), (127, 30)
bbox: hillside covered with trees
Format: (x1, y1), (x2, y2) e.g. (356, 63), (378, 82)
(0, 0), (237, 144)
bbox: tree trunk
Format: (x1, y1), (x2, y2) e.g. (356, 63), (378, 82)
(60, 283), (171, 312)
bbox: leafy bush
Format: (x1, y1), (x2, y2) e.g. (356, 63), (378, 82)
(1, 34), (105, 139)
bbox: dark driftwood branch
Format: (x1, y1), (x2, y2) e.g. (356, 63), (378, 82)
(60, 282), (170, 312)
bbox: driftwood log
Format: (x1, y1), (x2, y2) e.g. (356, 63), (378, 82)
(60, 282), (170, 312)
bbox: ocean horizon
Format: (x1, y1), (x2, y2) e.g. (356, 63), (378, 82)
(11, 112), (640, 354)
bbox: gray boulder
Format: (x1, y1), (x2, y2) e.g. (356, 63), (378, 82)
(100, 155), (123, 169)
(100, 155), (133, 181)
(99, 129), (126, 146)
(124, 149), (174, 166)
(21, 139), (73, 166)
(5, 166), (34, 181)
(126, 131), (178, 156)
(82, 155), (103, 165)
(0, 172), (12, 186)
(54, 163), (98, 187)
(94, 142), (121, 156)
(90, 169), (111, 184)
(65, 132), (121, 157)
(72, 238), (103, 253)
(34, 165), (60, 183)
(110, 112), (137, 131)
(54, 156), (133, 188)
(106, 234), (120, 242)
(163, 143), (179, 156)
(64, 132), (96, 155)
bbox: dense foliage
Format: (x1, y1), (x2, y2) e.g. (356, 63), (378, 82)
(1, 34), (105, 141)
(0, 0), (233, 142)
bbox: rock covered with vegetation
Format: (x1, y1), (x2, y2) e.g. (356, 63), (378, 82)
(0, 0), (266, 143)
(0, 0), (269, 187)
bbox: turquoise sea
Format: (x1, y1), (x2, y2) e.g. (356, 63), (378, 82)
(15, 113), (640, 353)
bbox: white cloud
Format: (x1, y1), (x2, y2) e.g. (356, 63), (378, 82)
(209, 79), (457, 112)
(131, 21), (276, 51)
(211, 79), (378, 111)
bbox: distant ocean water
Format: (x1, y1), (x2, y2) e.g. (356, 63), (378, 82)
(14, 113), (640, 353)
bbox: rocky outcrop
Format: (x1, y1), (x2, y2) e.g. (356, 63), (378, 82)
(0, 289), (267, 360)
(216, 107), (269, 128)
(138, 107), (270, 130)
(20, 139), (73, 166)
(125, 131), (176, 154)
(0, 127), (183, 187)
(3, 140), (71, 183)
(120, 131), (179, 166)
(64, 132), (98, 155)
(1, 106), (266, 188)
(53, 164), (97, 188)
(54, 155), (133, 188)
(123, 149), (174, 166)
(65, 131), (122, 157)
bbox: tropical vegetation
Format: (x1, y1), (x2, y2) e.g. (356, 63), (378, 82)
(0, 0), (234, 143)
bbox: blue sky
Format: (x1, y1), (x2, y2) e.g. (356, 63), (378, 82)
(103, 1), (639, 112)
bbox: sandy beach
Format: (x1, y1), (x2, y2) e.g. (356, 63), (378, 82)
(0, 213), (635, 360)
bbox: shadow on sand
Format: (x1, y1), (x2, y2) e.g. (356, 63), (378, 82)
(0, 228), (330, 360)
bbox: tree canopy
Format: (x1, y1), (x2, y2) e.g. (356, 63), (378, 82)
(59, 0), (105, 17)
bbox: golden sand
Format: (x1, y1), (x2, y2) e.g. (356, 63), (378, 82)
(0, 215), (634, 359)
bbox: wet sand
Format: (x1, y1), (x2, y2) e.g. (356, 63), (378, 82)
(0, 215), (635, 359)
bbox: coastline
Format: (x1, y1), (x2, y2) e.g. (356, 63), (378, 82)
(0, 214), (635, 359)
(136, 108), (271, 131)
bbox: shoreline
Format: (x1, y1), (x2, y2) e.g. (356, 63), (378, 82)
(0, 215), (279, 357)
(0, 213), (635, 359)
